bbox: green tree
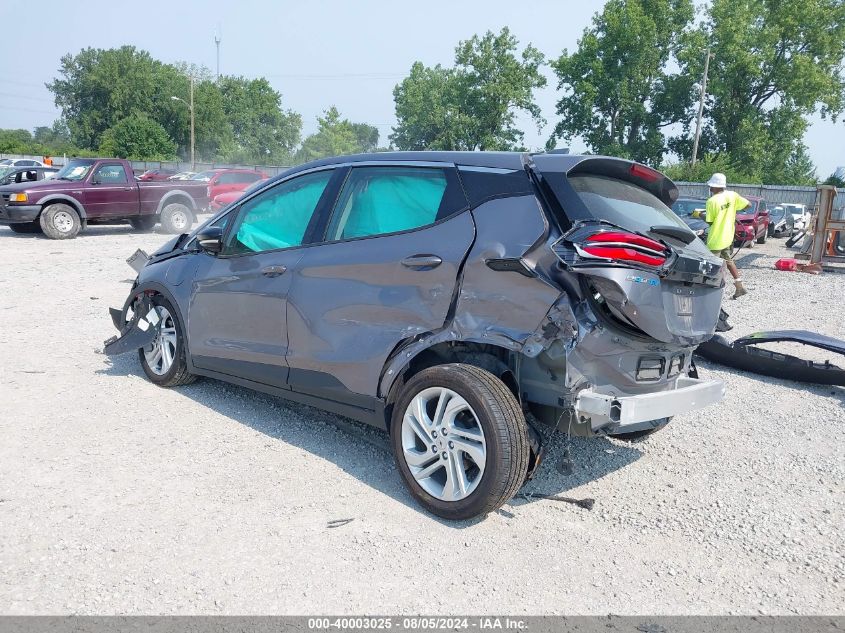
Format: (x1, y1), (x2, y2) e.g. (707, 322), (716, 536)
(392, 28), (546, 151)
(824, 173), (845, 188)
(662, 153), (760, 184)
(548, 0), (696, 164)
(295, 107), (377, 163)
(98, 113), (177, 160)
(679, 0), (845, 179)
(218, 76), (302, 163)
(350, 122), (380, 153)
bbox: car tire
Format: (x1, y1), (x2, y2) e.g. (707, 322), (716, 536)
(390, 363), (529, 520)
(160, 203), (192, 234)
(8, 221), (42, 234)
(138, 295), (197, 388)
(39, 203), (81, 239)
(129, 216), (158, 232)
(756, 228), (767, 244)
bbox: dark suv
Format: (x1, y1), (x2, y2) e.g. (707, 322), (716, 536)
(105, 152), (726, 519)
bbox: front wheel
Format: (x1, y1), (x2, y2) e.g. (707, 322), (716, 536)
(757, 227), (767, 244)
(39, 203), (81, 239)
(390, 364), (529, 520)
(160, 203), (192, 234)
(138, 295), (196, 388)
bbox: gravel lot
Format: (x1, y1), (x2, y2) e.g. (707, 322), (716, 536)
(0, 223), (843, 615)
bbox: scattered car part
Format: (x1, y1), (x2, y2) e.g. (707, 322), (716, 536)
(697, 324), (845, 386)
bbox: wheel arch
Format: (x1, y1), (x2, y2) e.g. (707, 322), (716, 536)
(381, 339), (519, 430)
(37, 195), (88, 219)
(119, 280), (191, 359)
(156, 190), (197, 218)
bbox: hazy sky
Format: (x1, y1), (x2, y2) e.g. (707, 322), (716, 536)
(2, 0), (842, 176)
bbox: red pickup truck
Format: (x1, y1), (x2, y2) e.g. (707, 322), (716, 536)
(0, 158), (210, 239)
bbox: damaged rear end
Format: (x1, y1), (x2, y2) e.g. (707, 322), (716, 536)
(521, 156), (726, 437)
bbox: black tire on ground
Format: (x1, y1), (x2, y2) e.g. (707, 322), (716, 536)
(390, 363), (529, 520)
(160, 203), (192, 234)
(137, 294), (197, 388)
(8, 221), (42, 234)
(756, 227), (767, 244)
(129, 215), (158, 231)
(39, 203), (81, 239)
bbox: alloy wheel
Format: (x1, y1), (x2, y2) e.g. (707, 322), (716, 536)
(401, 386), (487, 502)
(143, 306), (178, 376)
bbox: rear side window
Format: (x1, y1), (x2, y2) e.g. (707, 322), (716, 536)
(568, 175), (688, 232)
(326, 166), (465, 241)
(225, 170), (332, 255)
(94, 164), (128, 184)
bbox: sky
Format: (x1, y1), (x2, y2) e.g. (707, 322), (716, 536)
(2, 0), (842, 176)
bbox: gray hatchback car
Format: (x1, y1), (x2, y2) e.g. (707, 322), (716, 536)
(105, 151), (726, 519)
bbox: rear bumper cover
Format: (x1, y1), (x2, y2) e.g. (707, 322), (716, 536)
(0, 204), (41, 223)
(575, 377), (726, 435)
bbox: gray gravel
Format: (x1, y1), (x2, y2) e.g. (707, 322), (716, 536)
(0, 224), (843, 615)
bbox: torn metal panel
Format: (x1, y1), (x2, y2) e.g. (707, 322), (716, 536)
(102, 294), (158, 356)
(379, 195), (570, 398)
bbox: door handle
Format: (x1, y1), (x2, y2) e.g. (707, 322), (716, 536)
(261, 265), (287, 278)
(123, 187), (133, 191)
(400, 254), (443, 269)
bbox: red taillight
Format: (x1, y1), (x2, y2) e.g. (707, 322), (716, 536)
(630, 163), (661, 182)
(581, 231), (668, 267)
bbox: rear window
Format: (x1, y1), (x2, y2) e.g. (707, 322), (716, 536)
(568, 175), (689, 233)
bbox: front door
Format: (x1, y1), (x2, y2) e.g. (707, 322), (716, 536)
(285, 164), (474, 405)
(84, 162), (138, 217)
(187, 169), (336, 388)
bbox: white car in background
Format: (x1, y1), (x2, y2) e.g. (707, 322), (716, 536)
(0, 158), (46, 168)
(781, 203), (811, 230)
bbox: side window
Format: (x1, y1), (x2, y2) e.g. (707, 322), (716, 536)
(234, 173), (259, 183)
(325, 166), (465, 241)
(94, 164), (127, 184)
(225, 170), (332, 255)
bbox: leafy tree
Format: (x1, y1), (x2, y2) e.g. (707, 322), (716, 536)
(662, 152), (760, 184)
(295, 107), (378, 163)
(48, 46), (165, 149)
(823, 173), (845, 188)
(218, 76), (302, 163)
(350, 122), (380, 153)
(392, 28), (546, 151)
(98, 113), (177, 160)
(548, 0), (695, 164)
(679, 0), (845, 177)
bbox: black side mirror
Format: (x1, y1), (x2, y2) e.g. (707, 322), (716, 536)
(196, 226), (223, 254)
(91, 178), (101, 185)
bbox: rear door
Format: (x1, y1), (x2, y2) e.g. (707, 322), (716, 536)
(187, 168), (338, 387)
(84, 162), (138, 217)
(284, 163), (473, 404)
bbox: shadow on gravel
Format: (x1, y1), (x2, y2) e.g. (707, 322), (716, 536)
(98, 352), (644, 525)
(733, 251), (769, 268)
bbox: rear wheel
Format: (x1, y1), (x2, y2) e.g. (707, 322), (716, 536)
(8, 221), (42, 234)
(39, 203), (81, 239)
(138, 295), (196, 388)
(390, 364), (529, 520)
(129, 215), (157, 231)
(160, 203), (192, 234)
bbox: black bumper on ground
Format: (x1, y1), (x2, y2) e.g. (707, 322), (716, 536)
(0, 205), (41, 223)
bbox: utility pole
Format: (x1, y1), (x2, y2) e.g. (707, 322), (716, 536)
(189, 75), (195, 170)
(171, 75), (195, 170)
(214, 31), (221, 81)
(691, 47), (713, 167)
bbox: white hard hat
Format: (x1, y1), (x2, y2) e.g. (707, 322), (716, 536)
(707, 173), (727, 188)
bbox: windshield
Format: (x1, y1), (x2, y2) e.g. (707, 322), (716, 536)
(53, 159), (95, 181)
(671, 199), (707, 218)
(568, 175), (690, 234)
(0, 166), (14, 179)
(190, 171), (218, 182)
(770, 207), (786, 220)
